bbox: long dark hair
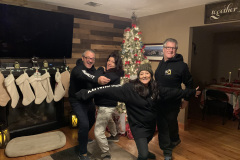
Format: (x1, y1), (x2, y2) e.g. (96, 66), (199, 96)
(130, 77), (159, 101)
(105, 52), (123, 73)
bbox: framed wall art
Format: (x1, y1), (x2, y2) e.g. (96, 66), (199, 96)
(143, 43), (163, 60)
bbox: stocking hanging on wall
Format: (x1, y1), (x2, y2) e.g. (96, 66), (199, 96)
(61, 70), (70, 97)
(0, 73), (10, 107)
(29, 74), (47, 104)
(41, 72), (54, 103)
(4, 74), (19, 108)
(16, 72), (35, 106)
(54, 70), (65, 102)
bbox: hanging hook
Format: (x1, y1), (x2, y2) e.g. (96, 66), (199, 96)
(10, 69), (12, 74)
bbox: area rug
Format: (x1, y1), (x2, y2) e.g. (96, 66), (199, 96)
(38, 141), (137, 160)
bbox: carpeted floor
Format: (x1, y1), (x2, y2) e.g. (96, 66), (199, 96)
(38, 141), (137, 160)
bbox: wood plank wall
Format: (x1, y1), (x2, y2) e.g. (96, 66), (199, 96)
(0, 0), (131, 124)
(0, 0), (132, 69)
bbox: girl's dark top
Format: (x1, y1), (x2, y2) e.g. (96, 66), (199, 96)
(75, 83), (196, 139)
(93, 67), (124, 107)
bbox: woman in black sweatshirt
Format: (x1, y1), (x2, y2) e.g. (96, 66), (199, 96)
(76, 63), (200, 160)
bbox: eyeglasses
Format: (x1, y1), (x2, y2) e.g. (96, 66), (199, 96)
(164, 47), (177, 50)
(84, 56), (95, 61)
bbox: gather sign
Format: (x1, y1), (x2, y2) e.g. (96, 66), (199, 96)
(205, 0), (240, 24)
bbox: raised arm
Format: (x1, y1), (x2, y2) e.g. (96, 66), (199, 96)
(75, 84), (127, 103)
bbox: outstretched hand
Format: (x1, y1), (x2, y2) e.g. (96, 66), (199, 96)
(195, 86), (201, 98)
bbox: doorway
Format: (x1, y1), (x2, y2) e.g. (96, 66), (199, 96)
(188, 21), (240, 129)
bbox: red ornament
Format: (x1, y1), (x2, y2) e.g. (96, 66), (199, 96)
(140, 49), (143, 53)
(125, 74), (130, 78)
(142, 45), (145, 49)
(125, 28), (130, 32)
(132, 24), (136, 28)
(136, 60), (141, 64)
(134, 37), (139, 41)
(138, 31), (142, 35)
(144, 55), (147, 59)
(134, 54), (138, 57)
(122, 40), (125, 43)
(125, 61), (130, 65)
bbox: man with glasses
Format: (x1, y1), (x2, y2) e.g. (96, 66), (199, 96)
(154, 38), (193, 160)
(69, 50), (110, 160)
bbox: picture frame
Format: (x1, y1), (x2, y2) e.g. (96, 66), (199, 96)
(143, 43), (164, 60)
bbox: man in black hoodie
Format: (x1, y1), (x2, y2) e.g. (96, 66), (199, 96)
(154, 38), (193, 160)
(68, 50), (110, 160)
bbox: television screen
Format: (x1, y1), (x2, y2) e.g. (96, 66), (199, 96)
(0, 4), (73, 59)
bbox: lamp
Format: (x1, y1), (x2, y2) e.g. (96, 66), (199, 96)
(69, 111), (78, 128)
(0, 123), (10, 149)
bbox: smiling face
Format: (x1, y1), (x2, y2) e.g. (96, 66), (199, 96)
(82, 50), (95, 69)
(163, 41), (177, 61)
(107, 57), (116, 70)
(139, 70), (151, 86)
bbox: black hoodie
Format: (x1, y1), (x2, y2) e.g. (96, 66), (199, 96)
(155, 53), (193, 101)
(68, 59), (97, 103)
(93, 66), (124, 107)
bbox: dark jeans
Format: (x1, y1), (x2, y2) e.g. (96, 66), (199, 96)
(156, 104), (180, 156)
(135, 136), (152, 160)
(71, 101), (96, 154)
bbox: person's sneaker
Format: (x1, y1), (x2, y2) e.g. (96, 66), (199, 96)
(78, 154), (90, 160)
(88, 139), (94, 144)
(171, 139), (181, 148)
(164, 156), (172, 160)
(107, 135), (119, 142)
(148, 151), (156, 159)
(101, 151), (112, 160)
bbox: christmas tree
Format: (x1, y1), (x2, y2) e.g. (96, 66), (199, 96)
(115, 13), (150, 139)
(116, 13), (149, 115)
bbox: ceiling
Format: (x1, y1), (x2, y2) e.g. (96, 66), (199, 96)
(31, 0), (223, 18)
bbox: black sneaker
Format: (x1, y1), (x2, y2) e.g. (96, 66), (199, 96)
(78, 154), (90, 160)
(164, 156), (172, 160)
(101, 151), (112, 160)
(171, 139), (181, 148)
(148, 152), (156, 159)
(107, 135), (119, 142)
